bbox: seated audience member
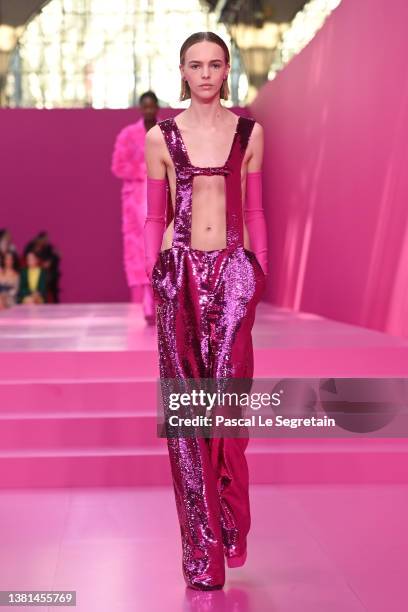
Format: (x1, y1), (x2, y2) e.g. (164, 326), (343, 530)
(0, 229), (18, 257)
(24, 231), (61, 302)
(0, 251), (20, 308)
(17, 252), (47, 305)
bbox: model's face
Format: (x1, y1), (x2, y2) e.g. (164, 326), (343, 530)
(4, 253), (12, 268)
(140, 97), (158, 122)
(181, 41), (229, 99)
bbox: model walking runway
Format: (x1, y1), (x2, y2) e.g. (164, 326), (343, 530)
(150, 114), (266, 589)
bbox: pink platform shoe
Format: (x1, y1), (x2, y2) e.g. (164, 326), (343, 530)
(187, 582), (224, 591)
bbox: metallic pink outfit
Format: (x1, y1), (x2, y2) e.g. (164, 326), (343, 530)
(151, 115), (266, 590)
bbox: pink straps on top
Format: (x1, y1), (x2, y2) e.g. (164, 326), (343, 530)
(244, 171), (268, 276)
(143, 176), (166, 280)
(143, 171), (269, 280)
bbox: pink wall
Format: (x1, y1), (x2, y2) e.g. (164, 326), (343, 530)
(0, 106), (250, 303)
(250, 0), (408, 337)
(1, 108), (165, 302)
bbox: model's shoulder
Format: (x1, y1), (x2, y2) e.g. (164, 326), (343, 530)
(158, 116), (176, 128)
(145, 122), (166, 145)
(253, 120), (263, 136)
(237, 116), (262, 146)
(241, 116), (263, 130)
(242, 117), (263, 142)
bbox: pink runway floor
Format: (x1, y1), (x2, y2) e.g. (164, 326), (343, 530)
(0, 303), (407, 610)
(0, 484), (407, 611)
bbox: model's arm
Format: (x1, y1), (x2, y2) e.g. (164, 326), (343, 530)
(244, 122), (268, 276)
(143, 125), (167, 281)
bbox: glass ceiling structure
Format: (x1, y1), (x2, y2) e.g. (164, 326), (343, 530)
(3, 0), (342, 108)
(5, 0), (246, 108)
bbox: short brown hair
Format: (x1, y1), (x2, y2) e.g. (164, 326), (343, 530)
(179, 32), (230, 101)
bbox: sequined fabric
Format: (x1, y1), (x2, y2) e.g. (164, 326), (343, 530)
(151, 115), (266, 589)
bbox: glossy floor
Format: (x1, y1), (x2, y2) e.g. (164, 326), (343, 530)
(0, 484), (407, 612)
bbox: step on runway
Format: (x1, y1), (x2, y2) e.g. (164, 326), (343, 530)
(0, 302), (407, 488)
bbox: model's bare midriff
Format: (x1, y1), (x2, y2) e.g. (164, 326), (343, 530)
(158, 114), (253, 253)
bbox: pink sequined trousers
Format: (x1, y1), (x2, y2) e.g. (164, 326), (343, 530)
(151, 115), (266, 589)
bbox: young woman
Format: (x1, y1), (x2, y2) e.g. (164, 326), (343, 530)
(144, 31), (268, 590)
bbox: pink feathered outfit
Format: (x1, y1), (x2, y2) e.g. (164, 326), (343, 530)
(111, 117), (152, 287)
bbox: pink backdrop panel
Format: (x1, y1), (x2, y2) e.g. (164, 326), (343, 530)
(250, 0), (408, 337)
(1, 107), (250, 303)
(1, 108), (157, 302)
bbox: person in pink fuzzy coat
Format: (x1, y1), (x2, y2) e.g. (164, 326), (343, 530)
(111, 91), (161, 325)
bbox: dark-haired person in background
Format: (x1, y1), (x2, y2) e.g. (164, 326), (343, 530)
(111, 90), (162, 325)
(17, 252), (47, 304)
(24, 231), (61, 303)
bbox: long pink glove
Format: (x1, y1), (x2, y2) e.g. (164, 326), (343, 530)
(244, 171), (268, 276)
(143, 177), (166, 281)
